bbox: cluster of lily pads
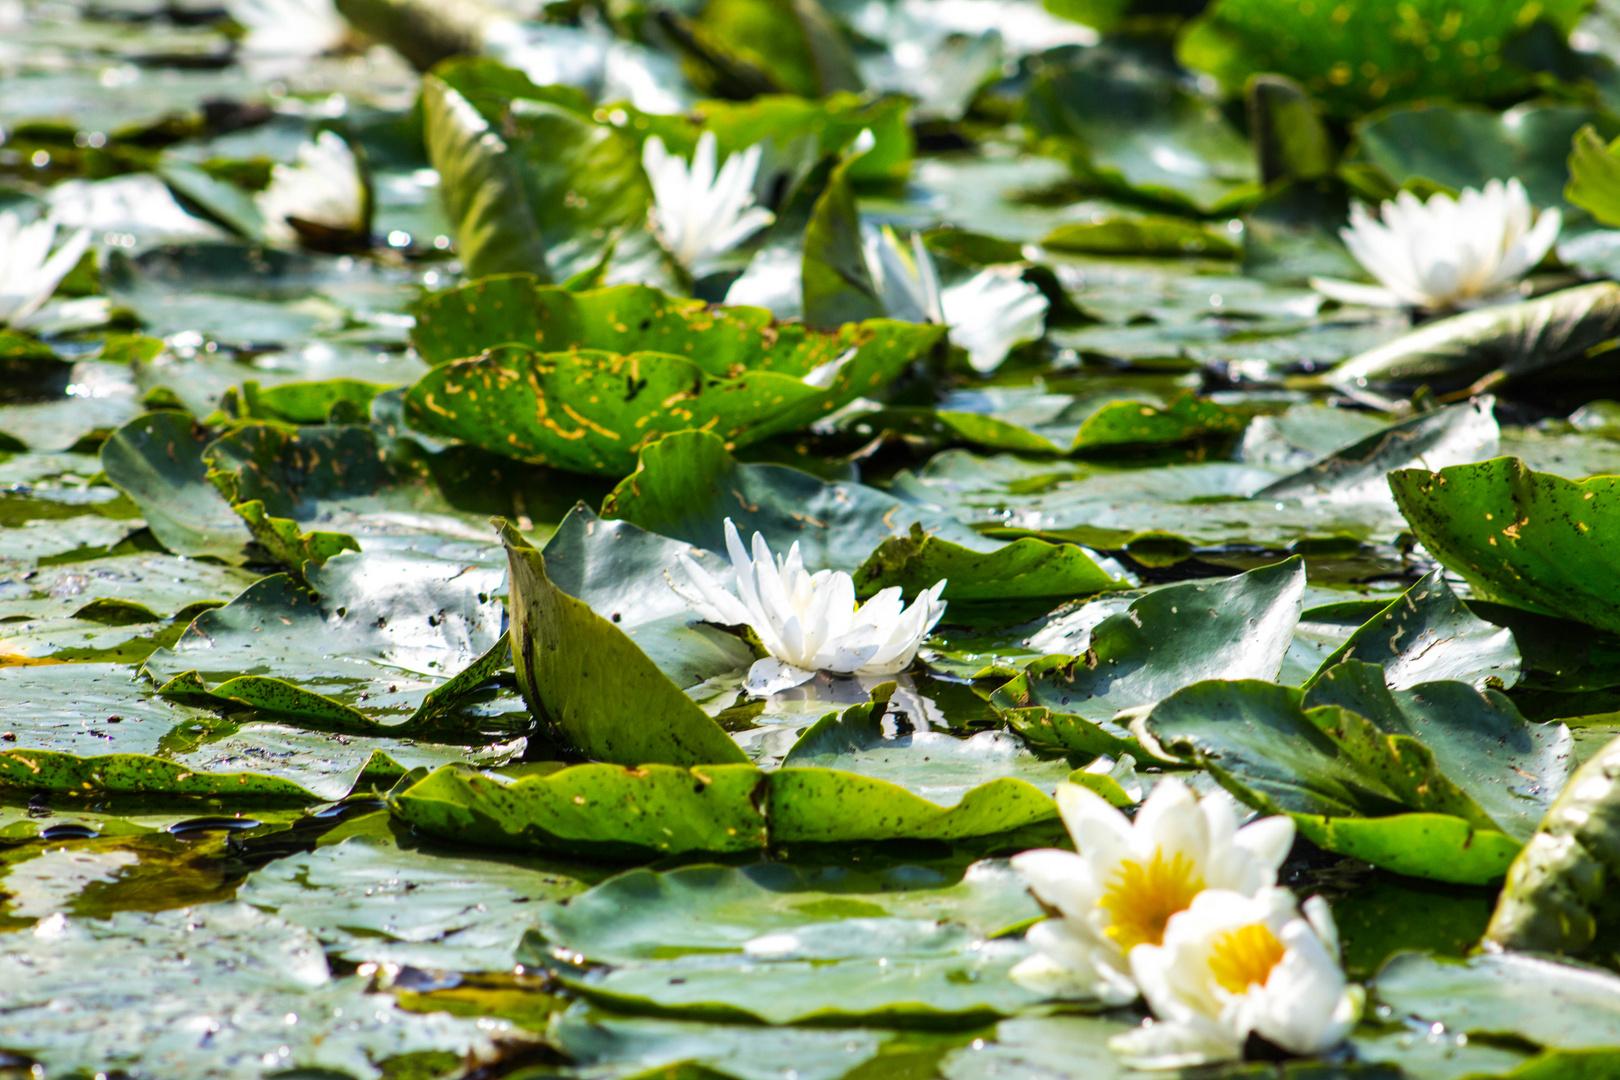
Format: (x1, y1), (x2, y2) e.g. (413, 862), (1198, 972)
(16, 0), (1620, 1076)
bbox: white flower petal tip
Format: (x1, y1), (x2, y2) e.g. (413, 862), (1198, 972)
(0, 211), (91, 328)
(643, 131), (774, 276)
(226, 0), (347, 57)
(744, 657), (819, 696)
(256, 131), (366, 246)
(671, 519), (946, 681)
(1324, 177), (1560, 311)
(1117, 887), (1362, 1070)
(1013, 777), (1294, 1005)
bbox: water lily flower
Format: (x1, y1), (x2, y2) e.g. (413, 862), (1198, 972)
(1311, 179), (1560, 311)
(225, 0), (347, 57)
(672, 519), (947, 695)
(257, 131), (367, 247)
(0, 211), (91, 328)
(1110, 887), (1364, 1069)
(1009, 778), (1294, 1004)
(643, 131), (775, 277)
(864, 226), (1047, 374)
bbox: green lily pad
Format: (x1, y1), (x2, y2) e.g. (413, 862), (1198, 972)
(604, 429), (990, 572)
(1070, 392), (1252, 452)
(143, 549), (512, 729)
(387, 762), (770, 858)
(422, 67), (656, 284)
(99, 411), (253, 564)
(1328, 283), (1620, 394)
(1138, 667), (1571, 880)
(938, 1015), (1140, 1080)
(1389, 456), (1620, 634)
(851, 521), (1124, 601)
(1375, 951), (1620, 1052)
(500, 519), (748, 766)
(0, 901), (512, 1079)
(1178, 0), (1591, 119)
(1026, 46), (1259, 214)
(772, 686), (1066, 837)
(543, 504), (755, 690)
(237, 810), (598, 972)
(1311, 569), (1522, 691)
(405, 309), (940, 476)
(1351, 102), (1609, 215)
(994, 557), (1305, 753)
(530, 859), (1040, 965)
(1567, 124), (1620, 227)
(523, 860), (1046, 1024)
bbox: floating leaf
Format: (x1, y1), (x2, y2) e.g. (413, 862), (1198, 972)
(1327, 284), (1620, 395)
(1389, 457), (1620, 634)
(1179, 0), (1592, 119)
(1310, 569), (1522, 691)
(852, 521), (1124, 601)
(99, 411), (252, 564)
(995, 558), (1305, 754)
(388, 762), (770, 858)
(602, 429), (990, 572)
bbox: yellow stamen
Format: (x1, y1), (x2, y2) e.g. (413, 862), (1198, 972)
(1098, 850), (1204, 951)
(1208, 923), (1287, 994)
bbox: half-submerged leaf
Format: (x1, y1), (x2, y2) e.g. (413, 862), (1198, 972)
(499, 519), (748, 766)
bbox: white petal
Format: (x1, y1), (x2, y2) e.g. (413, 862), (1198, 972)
(744, 657), (818, 696)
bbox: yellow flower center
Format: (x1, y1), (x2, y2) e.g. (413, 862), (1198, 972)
(1208, 923), (1287, 994)
(1098, 850), (1205, 951)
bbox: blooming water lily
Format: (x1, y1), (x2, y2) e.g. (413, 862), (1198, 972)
(0, 211), (91, 328)
(1009, 778), (1294, 1004)
(1311, 178), (1561, 311)
(257, 131), (367, 247)
(672, 519), (946, 695)
(1112, 887), (1364, 1068)
(864, 226), (1047, 373)
(643, 131), (775, 276)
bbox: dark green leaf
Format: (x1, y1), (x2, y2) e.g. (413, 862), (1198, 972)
(500, 518), (749, 766)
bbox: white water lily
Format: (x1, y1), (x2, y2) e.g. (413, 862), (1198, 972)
(257, 131), (366, 245)
(1009, 778), (1294, 1005)
(672, 519), (947, 695)
(643, 131), (775, 276)
(1110, 887), (1363, 1069)
(864, 226), (1047, 374)
(0, 211), (91, 328)
(1311, 178), (1561, 311)
(226, 0), (347, 57)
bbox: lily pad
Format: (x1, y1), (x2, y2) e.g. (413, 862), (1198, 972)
(1178, 0), (1591, 118)
(523, 860), (1046, 1024)
(237, 810), (597, 972)
(99, 411), (254, 564)
(602, 429), (991, 572)
(1375, 951), (1620, 1052)
(0, 901), (512, 1080)
(404, 309), (941, 476)
(387, 762), (770, 858)
(1311, 569), (1523, 691)
(1026, 46), (1259, 214)
(994, 558), (1305, 754)
(1327, 283), (1620, 395)
(851, 522), (1124, 601)
(1389, 457), (1620, 634)
(143, 548), (511, 729)
(500, 519), (749, 766)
